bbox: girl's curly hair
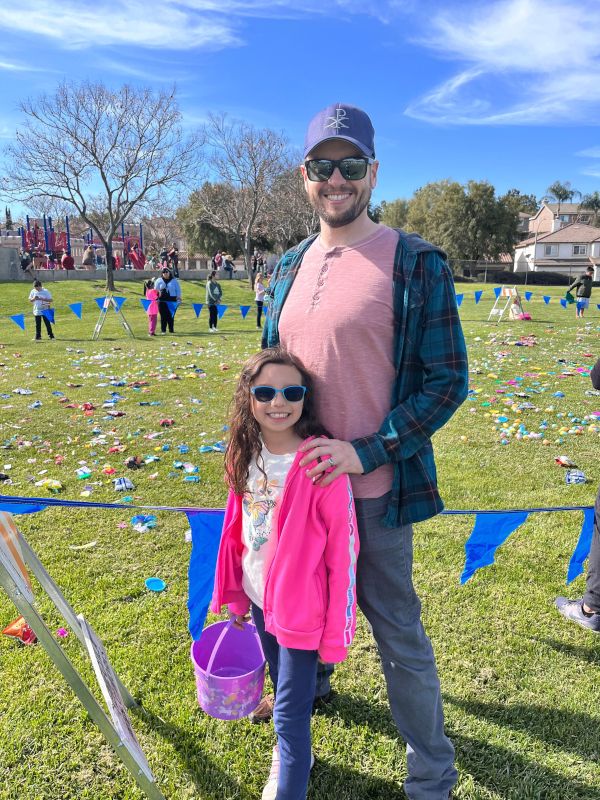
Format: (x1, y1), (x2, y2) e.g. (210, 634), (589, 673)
(224, 347), (327, 494)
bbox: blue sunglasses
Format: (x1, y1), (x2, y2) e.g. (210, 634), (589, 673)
(250, 385), (307, 403)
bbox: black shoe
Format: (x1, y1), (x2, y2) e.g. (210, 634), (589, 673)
(555, 597), (600, 632)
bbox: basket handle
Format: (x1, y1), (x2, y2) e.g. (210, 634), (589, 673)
(206, 619), (236, 678)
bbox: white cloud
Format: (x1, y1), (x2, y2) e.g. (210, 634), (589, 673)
(0, 59), (46, 72)
(0, 0), (402, 50)
(405, 0), (600, 126)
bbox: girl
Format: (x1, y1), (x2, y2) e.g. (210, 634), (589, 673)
(211, 348), (358, 800)
(255, 273), (266, 329)
(144, 279), (159, 336)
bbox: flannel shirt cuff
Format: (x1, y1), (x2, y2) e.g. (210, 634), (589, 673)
(351, 434), (390, 474)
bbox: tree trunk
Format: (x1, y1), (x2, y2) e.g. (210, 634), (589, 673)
(105, 239), (115, 292)
(244, 230), (255, 289)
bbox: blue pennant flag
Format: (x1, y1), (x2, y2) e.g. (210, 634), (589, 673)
(543, 296), (551, 305)
(493, 287), (502, 299)
(113, 296), (127, 312)
(597, 304), (600, 311)
(560, 299), (567, 309)
(10, 314), (25, 330)
(94, 297), (109, 312)
(187, 509), (225, 639)
(0, 502), (46, 515)
(41, 308), (55, 324)
(461, 511), (530, 584)
(240, 305), (251, 319)
(166, 301), (179, 317)
(455, 294), (464, 307)
(474, 291), (483, 305)
(216, 304), (227, 319)
(566, 508), (595, 584)
(192, 303), (204, 318)
(140, 299), (151, 312)
(524, 291), (533, 302)
(68, 302), (83, 319)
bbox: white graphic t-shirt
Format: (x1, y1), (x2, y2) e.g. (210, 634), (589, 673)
(241, 443), (296, 608)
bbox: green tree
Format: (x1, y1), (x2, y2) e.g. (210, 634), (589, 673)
(406, 179), (518, 265)
(380, 198), (409, 228)
(580, 191), (600, 226)
(367, 202), (382, 223)
(500, 189), (538, 216)
(545, 181), (580, 217)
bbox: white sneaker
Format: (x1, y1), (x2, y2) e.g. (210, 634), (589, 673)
(261, 745), (314, 800)
(261, 746), (279, 800)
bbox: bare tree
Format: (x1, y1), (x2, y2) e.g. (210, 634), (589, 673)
(196, 113), (288, 284)
(264, 164), (319, 251)
(2, 80), (202, 290)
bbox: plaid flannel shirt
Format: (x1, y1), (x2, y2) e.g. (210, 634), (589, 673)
(262, 228), (469, 527)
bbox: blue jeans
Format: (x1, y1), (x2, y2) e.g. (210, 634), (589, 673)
(252, 605), (318, 800)
(318, 493), (457, 800)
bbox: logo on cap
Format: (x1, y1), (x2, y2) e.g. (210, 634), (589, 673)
(324, 106), (349, 132)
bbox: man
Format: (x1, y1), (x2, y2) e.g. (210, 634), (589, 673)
(262, 103), (468, 800)
(567, 265), (594, 318)
(154, 267), (181, 334)
(556, 357), (600, 630)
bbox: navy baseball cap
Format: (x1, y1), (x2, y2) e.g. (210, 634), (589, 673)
(303, 103), (375, 159)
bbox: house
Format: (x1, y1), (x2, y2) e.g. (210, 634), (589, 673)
(514, 222), (600, 278)
(528, 202), (592, 236)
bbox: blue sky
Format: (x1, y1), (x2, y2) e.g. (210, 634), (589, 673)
(1, 0), (600, 208)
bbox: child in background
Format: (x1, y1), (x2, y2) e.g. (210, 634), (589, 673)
(28, 280), (55, 341)
(255, 273), (266, 329)
(144, 279), (159, 336)
(211, 348), (359, 800)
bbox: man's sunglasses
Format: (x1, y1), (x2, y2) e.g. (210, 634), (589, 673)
(304, 157), (374, 182)
(250, 385), (307, 403)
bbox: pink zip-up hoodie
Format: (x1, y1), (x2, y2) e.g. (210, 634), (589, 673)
(211, 440), (359, 663)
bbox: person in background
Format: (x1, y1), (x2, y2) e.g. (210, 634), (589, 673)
(567, 266), (594, 319)
(168, 242), (179, 277)
(28, 279), (55, 341)
(144, 279), (160, 337)
(82, 245), (95, 271)
(556, 357), (600, 631)
(255, 272), (266, 330)
(160, 245), (169, 268)
(154, 266), (181, 334)
(212, 250), (223, 272)
(205, 271), (222, 332)
(223, 253), (234, 279)
(60, 250), (75, 270)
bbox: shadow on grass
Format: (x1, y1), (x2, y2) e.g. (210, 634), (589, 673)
(309, 760), (405, 800)
(320, 692), (600, 799)
(446, 694), (598, 761)
(530, 635), (600, 666)
(132, 702), (255, 800)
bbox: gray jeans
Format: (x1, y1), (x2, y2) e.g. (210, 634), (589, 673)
(324, 493), (457, 800)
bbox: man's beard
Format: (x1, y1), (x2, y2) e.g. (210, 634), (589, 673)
(311, 185), (372, 229)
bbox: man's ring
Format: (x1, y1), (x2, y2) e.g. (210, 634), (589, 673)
(327, 457), (335, 468)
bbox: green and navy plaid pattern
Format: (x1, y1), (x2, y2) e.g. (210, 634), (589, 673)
(263, 229), (468, 527)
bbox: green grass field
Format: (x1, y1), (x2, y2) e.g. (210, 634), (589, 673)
(0, 277), (599, 800)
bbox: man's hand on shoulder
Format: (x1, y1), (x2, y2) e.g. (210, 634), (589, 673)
(299, 438), (364, 488)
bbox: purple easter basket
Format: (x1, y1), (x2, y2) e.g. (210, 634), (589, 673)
(191, 620), (266, 721)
